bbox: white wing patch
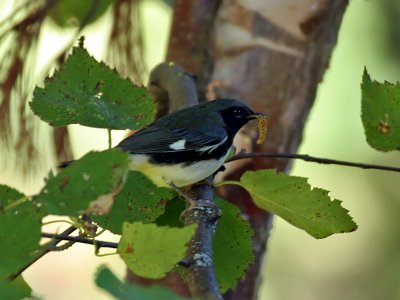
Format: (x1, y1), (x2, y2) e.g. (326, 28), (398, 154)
(197, 136), (227, 154)
(169, 139), (186, 150)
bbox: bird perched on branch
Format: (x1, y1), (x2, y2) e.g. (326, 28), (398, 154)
(61, 99), (265, 187)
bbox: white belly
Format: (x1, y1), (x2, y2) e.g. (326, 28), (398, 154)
(129, 153), (228, 187)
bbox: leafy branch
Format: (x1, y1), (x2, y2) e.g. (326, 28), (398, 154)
(6, 44), (400, 299)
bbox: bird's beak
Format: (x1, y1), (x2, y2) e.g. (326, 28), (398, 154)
(246, 112), (267, 120)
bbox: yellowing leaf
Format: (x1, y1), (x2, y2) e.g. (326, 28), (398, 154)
(118, 222), (196, 279)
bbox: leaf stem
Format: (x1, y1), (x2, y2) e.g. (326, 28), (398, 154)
(4, 196), (28, 211)
(42, 219), (76, 227)
(107, 129), (112, 149)
(214, 180), (243, 188)
(95, 251), (118, 257)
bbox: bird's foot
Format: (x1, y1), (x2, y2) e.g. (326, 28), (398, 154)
(167, 181), (199, 208)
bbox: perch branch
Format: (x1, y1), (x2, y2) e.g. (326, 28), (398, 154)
(146, 62), (223, 299)
(182, 180), (223, 300)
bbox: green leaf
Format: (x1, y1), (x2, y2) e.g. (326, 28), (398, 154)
(35, 149), (130, 216)
(213, 198), (253, 292)
(0, 185), (42, 279)
(30, 43), (155, 130)
(93, 171), (175, 234)
(239, 170), (357, 239)
(95, 265), (187, 300)
(0, 276), (32, 300)
(118, 222), (197, 279)
(155, 197), (185, 228)
(49, 0), (114, 27)
(361, 68), (400, 151)
(0, 185), (25, 209)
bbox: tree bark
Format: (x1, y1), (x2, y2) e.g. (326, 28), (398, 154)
(167, 0), (349, 299)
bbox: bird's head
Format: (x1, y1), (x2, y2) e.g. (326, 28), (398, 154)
(210, 99), (266, 135)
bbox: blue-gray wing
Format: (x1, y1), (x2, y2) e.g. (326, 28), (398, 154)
(116, 125), (228, 154)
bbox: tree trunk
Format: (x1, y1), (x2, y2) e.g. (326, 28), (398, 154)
(166, 0), (349, 299)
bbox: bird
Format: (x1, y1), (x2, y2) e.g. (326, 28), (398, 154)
(61, 99), (265, 187)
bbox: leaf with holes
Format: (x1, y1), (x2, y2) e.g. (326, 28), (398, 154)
(361, 68), (400, 151)
(239, 170), (357, 239)
(35, 149), (130, 216)
(118, 222), (196, 279)
(30, 43), (155, 130)
(93, 171), (175, 234)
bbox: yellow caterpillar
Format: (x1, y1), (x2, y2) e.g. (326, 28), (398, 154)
(256, 116), (267, 144)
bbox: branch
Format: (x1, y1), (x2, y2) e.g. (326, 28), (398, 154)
(182, 180), (223, 300)
(227, 152), (400, 173)
(149, 62), (222, 299)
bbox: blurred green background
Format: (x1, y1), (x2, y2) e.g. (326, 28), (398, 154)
(1, 0), (400, 299)
(262, 1), (400, 299)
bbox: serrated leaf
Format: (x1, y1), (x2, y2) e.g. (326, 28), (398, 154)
(49, 0), (113, 27)
(0, 276), (32, 300)
(93, 171), (175, 234)
(0, 185), (42, 279)
(35, 149), (130, 216)
(213, 198), (253, 292)
(95, 265), (187, 300)
(30, 44), (155, 129)
(361, 68), (400, 151)
(118, 222), (196, 279)
(240, 170), (357, 239)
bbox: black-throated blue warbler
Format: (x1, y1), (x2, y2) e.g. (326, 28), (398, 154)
(61, 99), (265, 187)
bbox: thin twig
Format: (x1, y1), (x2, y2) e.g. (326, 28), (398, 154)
(227, 152), (400, 173)
(8, 225), (77, 281)
(41, 232), (118, 249)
